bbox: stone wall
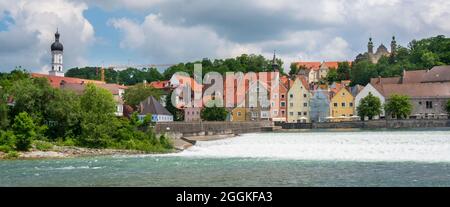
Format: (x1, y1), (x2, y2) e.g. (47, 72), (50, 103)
(278, 119), (450, 129)
(155, 121), (273, 139)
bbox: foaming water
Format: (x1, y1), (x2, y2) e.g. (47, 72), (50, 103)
(168, 130), (450, 162)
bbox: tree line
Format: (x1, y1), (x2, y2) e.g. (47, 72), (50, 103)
(0, 70), (173, 158)
(65, 54), (284, 86)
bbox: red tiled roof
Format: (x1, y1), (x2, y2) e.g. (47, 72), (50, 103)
(149, 80), (170, 89)
(31, 73), (105, 88)
(295, 61), (352, 71)
(370, 77), (402, 85)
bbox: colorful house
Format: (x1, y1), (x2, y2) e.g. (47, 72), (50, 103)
(330, 87), (355, 120)
(287, 77), (311, 123)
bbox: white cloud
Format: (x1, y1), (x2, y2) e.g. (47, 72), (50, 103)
(0, 0), (94, 72)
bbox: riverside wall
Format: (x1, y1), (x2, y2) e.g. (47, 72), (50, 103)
(277, 119), (450, 129)
(155, 121), (273, 139)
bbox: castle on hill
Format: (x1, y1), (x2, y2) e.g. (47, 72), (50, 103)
(355, 36), (397, 64)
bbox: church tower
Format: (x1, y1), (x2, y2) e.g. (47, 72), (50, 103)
(50, 29), (64, 77)
(390, 36), (397, 56)
(368, 37), (374, 54)
(272, 50), (279, 72)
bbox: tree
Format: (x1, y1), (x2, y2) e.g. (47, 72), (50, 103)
(79, 84), (117, 148)
(357, 93), (382, 120)
(350, 60), (378, 86)
(201, 105), (228, 121)
(0, 102), (8, 129)
(325, 69), (339, 84)
(124, 83), (163, 109)
(289, 63), (298, 76)
(12, 112), (37, 151)
(44, 89), (82, 140)
(385, 94), (413, 119)
(337, 62), (351, 80)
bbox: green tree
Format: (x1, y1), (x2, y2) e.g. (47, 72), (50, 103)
(124, 83), (163, 109)
(79, 84), (117, 148)
(337, 62), (351, 80)
(325, 69), (339, 84)
(385, 94), (413, 119)
(357, 93), (382, 120)
(201, 105), (228, 121)
(350, 60), (378, 86)
(12, 112), (37, 151)
(289, 63), (298, 76)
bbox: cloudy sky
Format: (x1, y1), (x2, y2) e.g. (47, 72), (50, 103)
(0, 0), (449, 73)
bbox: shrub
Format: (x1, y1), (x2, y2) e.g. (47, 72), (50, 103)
(34, 140), (54, 151)
(0, 130), (16, 150)
(5, 151), (19, 159)
(0, 145), (13, 153)
(12, 112), (37, 151)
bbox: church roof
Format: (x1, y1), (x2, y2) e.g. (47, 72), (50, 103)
(32, 73), (105, 88)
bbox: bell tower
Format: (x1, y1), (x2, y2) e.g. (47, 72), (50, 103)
(50, 29), (64, 77)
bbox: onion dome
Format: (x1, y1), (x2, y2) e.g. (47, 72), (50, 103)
(51, 30), (63, 51)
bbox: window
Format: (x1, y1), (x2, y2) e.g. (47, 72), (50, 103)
(303, 94), (307, 98)
(334, 103), (338, 107)
(303, 112), (307, 116)
(342, 92), (345, 96)
(281, 102), (286, 107)
(350, 102), (354, 107)
(426, 101), (433, 109)
(290, 103), (294, 107)
(273, 111), (278, 115)
(237, 112), (242, 116)
(342, 102), (346, 107)
(298, 112), (302, 116)
(281, 110), (285, 115)
(281, 94), (285, 99)
(303, 103), (308, 107)
(419, 101), (422, 105)
(187, 112), (190, 115)
(289, 112), (294, 116)
(290, 94), (293, 98)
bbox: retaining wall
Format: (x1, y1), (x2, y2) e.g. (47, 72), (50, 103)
(277, 119), (450, 129)
(155, 121), (273, 139)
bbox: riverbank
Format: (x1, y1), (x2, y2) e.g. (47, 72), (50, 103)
(0, 134), (238, 160)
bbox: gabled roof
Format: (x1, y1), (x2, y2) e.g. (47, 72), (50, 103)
(370, 77), (402, 85)
(32, 73), (105, 88)
(139, 96), (172, 116)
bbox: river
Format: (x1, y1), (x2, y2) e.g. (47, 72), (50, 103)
(2, 129), (450, 187)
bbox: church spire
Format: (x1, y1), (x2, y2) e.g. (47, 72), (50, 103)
(272, 50), (279, 71)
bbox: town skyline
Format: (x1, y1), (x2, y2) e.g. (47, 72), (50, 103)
(1, 0), (449, 73)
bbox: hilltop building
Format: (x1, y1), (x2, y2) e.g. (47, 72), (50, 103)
(356, 36), (397, 64)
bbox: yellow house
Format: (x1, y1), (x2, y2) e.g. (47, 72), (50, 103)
(330, 87), (355, 119)
(231, 107), (247, 122)
(287, 77), (311, 123)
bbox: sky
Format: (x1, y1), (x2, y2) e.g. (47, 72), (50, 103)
(0, 0), (449, 73)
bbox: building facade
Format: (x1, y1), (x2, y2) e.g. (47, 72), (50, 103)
(310, 90), (330, 123)
(354, 83), (385, 119)
(330, 87), (355, 118)
(287, 77), (311, 123)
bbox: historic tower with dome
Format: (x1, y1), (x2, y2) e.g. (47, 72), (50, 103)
(50, 29), (64, 77)
(355, 36), (397, 64)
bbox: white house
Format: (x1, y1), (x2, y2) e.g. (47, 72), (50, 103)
(354, 83), (385, 119)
